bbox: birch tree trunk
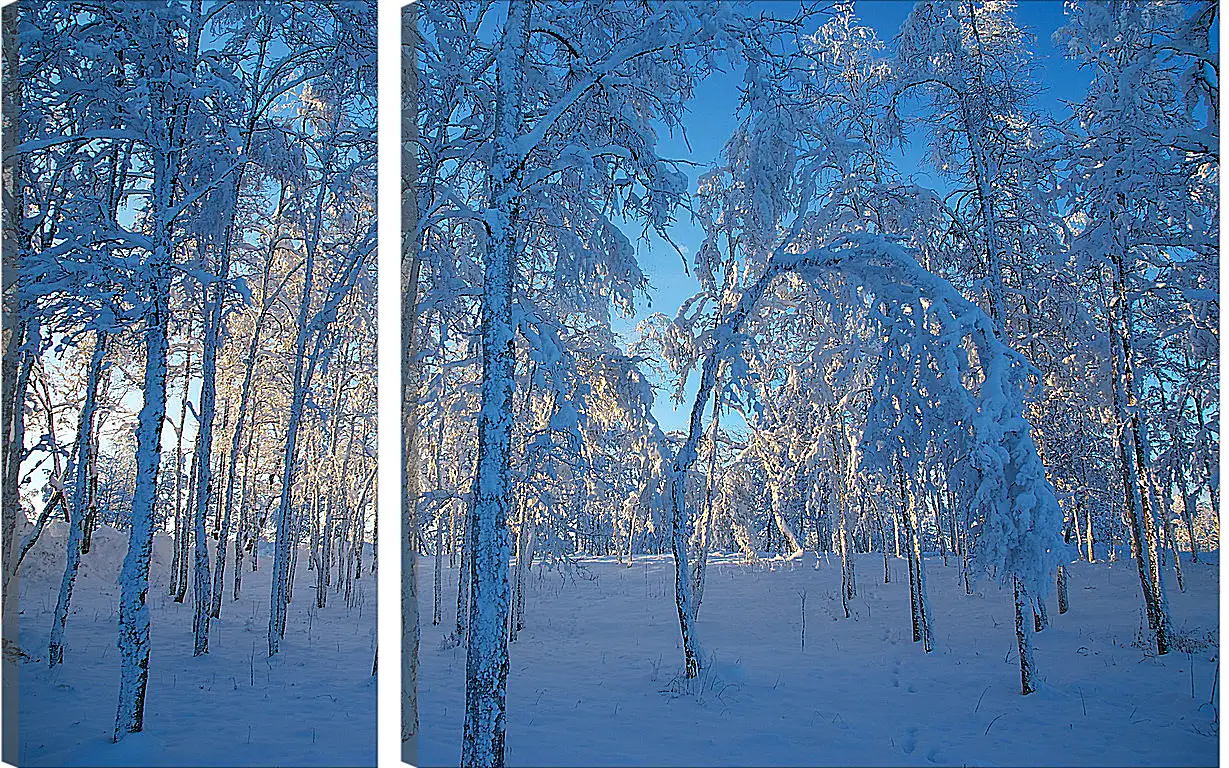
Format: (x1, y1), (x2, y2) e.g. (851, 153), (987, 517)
(1057, 565), (1069, 615)
(115, 8), (181, 736)
(115, 320), (172, 734)
(909, 500), (933, 653)
(169, 345), (191, 597)
(690, 383), (722, 619)
(1106, 245), (1171, 655)
(80, 417), (103, 555)
(1013, 577), (1036, 695)
(462, 4), (530, 763)
(455, 508), (470, 643)
(190, 316), (217, 654)
(49, 332), (107, 667)
(267, 269), (315, 652)
(896, 461), (921, 643)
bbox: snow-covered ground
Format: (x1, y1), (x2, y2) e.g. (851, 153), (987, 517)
(13, 523), (376, 767)
(419, 552), (1217, 766)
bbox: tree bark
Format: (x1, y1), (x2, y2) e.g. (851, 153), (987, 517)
(116, 8), (181, 736)
(1013, 577), (1036, 695)
(49, 332), (107, 666)
(462, 4), (529, 763)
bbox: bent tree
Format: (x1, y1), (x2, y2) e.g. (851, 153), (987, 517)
(666, 234), (1065, 694)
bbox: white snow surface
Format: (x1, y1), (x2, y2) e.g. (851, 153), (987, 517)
(419, 552), (1217, 766)
(13, 522), (376, 767)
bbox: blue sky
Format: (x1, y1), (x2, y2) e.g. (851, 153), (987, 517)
(615, 0), (1091, 433)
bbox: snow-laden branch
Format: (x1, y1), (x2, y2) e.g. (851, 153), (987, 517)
(14, 129), (143, 156)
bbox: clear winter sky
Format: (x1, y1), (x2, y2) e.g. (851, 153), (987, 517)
(615, 0), (1091, 433)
